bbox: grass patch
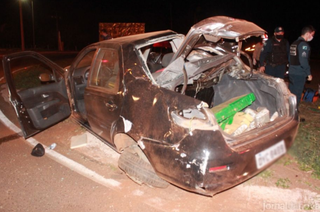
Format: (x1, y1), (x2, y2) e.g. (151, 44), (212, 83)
(108, 164), (119, 171)
(297, 161), (313, 172)
(74, 126), (86, 133)
(258, 169), (273, 179)
(275, 178), (291, 188)
(277, 155), (293, 166)
(303, 204), (316, 210)
(288, 101), (320, 179)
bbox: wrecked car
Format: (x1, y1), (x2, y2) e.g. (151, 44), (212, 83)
(3, 16), (299, 196)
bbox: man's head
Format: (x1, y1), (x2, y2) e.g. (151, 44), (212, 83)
(274, 27), (284, 40)
(301, 25), (315, 42)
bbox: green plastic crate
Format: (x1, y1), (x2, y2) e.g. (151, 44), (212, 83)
(211, 93), (256, 124)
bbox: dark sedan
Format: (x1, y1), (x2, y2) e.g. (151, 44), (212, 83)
(3, 16), (299, 196)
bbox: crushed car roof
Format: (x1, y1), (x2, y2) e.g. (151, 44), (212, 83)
(190, 16), (266, 41)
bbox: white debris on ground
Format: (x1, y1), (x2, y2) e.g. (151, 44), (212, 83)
(70, 132), (120, 165)
(70, 133), (88, 149)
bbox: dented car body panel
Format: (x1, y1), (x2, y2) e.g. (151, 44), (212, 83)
(174, 16), (266, 60)
(3, 16), (299, 196)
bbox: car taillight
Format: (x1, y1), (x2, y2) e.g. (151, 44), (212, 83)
(209, 165), (229, 173)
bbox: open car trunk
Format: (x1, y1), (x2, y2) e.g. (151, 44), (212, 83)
(147, 16), (296, 139)
(211, 73), (294, 137)
(158, 63), (295, 138)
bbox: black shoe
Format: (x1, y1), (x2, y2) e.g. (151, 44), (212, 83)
(300, 117), (305, 122)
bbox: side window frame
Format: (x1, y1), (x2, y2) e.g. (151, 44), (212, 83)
(74, 49), (96, 70)
(88, 48), (120, 94)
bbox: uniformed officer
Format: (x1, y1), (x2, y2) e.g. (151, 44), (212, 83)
(288, 25), (315, 109)
(259, 27), (290, 79)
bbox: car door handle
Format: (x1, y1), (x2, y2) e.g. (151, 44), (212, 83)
(105, 101), (118, 111)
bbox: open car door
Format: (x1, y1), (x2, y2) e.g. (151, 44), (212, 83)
(2, 51), (71, 138)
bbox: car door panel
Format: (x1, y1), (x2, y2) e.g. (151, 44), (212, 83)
(84, 88), (121, 142)
(84, 48), (122, 143)
(2, 51), (71, 138)
(18, 80), (70, 129)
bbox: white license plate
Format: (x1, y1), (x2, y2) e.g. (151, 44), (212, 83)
(255, 140), (286, 169)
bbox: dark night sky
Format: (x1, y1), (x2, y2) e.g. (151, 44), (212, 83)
(1, 0), (320, 52)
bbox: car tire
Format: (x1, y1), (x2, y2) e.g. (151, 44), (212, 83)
(118, 146), (169, 188)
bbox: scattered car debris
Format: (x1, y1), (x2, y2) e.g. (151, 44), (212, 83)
(70, 133), (88, 149)
(49, 143), (57, 150)
(223, 107), (273, 136)
(31, 143), (45, 157)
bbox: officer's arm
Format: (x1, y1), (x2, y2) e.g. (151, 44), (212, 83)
(286, 40), (290, 62)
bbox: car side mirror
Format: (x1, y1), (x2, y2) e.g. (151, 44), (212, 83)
(39, 73), (54, 82)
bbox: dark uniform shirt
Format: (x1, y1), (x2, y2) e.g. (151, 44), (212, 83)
(259, 36), (290, 66)
(289, 37), (311, 77)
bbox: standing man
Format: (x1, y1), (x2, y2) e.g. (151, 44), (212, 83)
(259, 27), (290, 79)
(288, 25), (315, 111)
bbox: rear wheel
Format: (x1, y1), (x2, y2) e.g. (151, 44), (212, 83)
(118, 145), (169, 188)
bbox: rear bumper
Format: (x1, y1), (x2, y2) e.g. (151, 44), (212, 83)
(192, 118), (298, 196)
(145, 117), (299, 196)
